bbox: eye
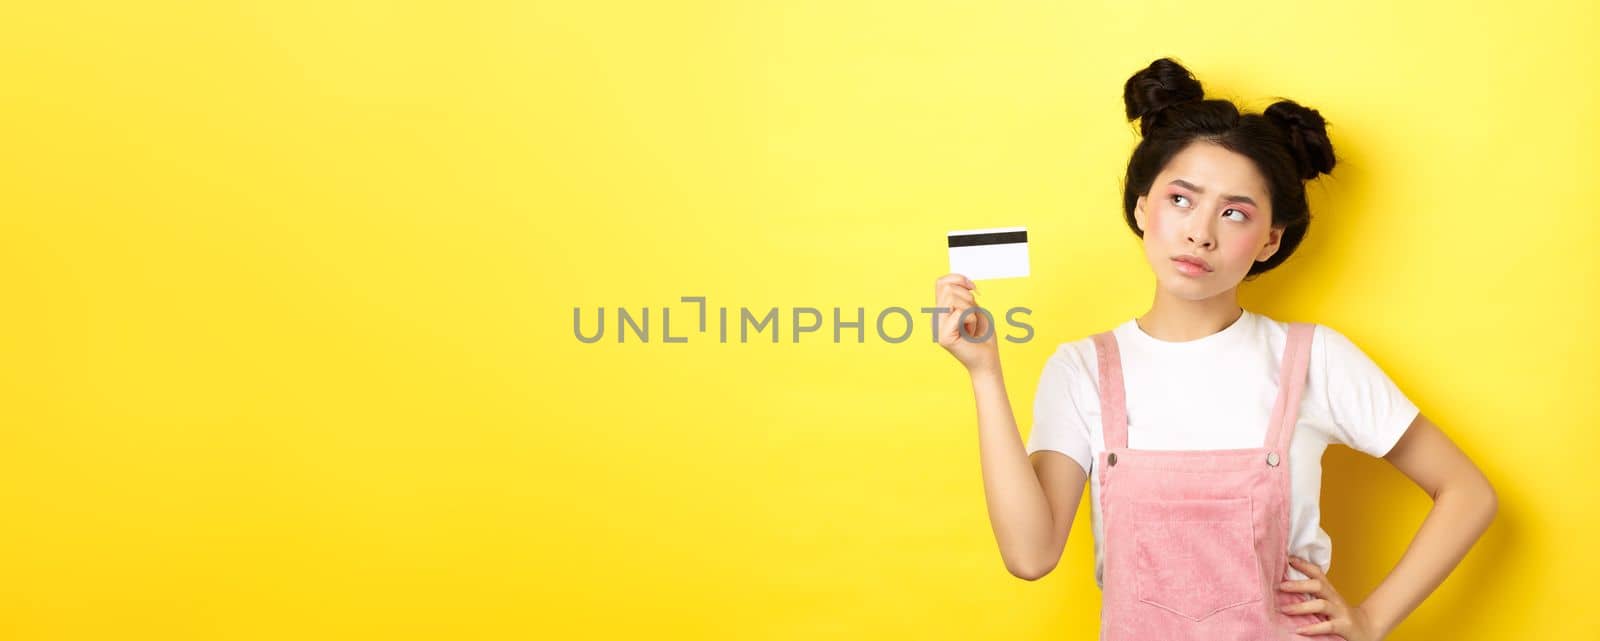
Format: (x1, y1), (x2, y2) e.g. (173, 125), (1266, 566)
(1169, 194), (1191, 208)
(1223, 208), (1249, 222)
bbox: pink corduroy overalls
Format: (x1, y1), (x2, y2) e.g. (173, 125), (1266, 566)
(1092, 322), (1342, 641)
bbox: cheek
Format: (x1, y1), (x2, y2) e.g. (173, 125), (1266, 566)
(1145, 208), (1164, 234)
(1220, 234), (1263, 261)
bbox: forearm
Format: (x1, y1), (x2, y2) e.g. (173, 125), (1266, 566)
(970, 367), (1055, 579)
(1358, 478), (1499, 636)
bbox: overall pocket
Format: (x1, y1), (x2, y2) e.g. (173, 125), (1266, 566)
(1130, 496), (1263, 622)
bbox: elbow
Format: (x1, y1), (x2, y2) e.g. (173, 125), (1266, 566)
(1449, 474), (1499, 526)
(1008, 557), (1056, 582)
(1437, 471), (1499, 524)
(1470, 468), (1499, 522)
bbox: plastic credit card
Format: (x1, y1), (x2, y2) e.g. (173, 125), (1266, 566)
(947, 226), (1029, 280)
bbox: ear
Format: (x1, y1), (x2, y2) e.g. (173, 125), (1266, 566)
(1256, 226), (1284, 262)
(1134, 195), (1147, 232)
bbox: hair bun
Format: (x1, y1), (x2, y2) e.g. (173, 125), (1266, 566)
(1264, 100), (1336, 179)
(1123, 57), (1205, 135)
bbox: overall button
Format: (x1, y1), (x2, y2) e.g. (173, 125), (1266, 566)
(1108, 452), (1118, 466)
(1266, 452), (1280, 467)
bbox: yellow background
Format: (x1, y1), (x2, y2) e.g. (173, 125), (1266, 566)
(2, 1), (1594, 639)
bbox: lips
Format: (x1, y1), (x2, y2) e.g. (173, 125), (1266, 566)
(1172, 256), (1213, 274)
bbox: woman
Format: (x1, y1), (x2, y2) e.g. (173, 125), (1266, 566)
(934, 57), (1497, 640)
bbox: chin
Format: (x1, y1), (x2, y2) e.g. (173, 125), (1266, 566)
(1163, 284), (1219, 301)
(1157, 275), (1237, 301)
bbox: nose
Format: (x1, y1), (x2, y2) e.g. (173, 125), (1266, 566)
(1185, 216), (1216, 249)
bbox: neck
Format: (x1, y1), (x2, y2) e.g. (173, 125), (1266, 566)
(1136, 286), (1245, 342)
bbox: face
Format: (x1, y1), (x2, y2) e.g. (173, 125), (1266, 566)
(1133, 141), (1284, 301)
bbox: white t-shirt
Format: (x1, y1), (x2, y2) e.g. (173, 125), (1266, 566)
(1024, 309), (1419, 588)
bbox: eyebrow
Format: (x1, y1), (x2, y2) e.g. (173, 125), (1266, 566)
(1167, 179), (1258, 207)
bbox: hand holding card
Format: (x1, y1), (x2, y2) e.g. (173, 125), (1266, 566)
(933, 272), (998, 375)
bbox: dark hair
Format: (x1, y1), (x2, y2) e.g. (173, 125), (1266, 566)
(1121, 57), (1336, 279)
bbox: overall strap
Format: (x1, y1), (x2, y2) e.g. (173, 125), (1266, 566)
(1091, 331), (1129, 450)
(1264, 322), (1316, 451)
